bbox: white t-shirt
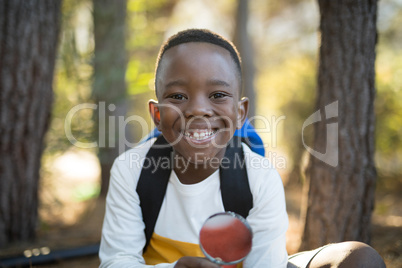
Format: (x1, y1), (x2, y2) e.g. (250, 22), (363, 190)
(99, 138), (289, 268)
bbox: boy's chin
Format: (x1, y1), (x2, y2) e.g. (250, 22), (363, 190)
(176, 151), (224, 166)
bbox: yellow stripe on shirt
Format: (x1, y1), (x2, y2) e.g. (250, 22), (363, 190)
(143, 232), (242, 268)
(143, 232), (204, 264)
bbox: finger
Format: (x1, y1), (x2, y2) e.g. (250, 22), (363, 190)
(175, 256), (220, 268)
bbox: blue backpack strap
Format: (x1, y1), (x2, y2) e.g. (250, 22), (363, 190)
(142, 118), (265, 156)
(136, 135), (253, 253)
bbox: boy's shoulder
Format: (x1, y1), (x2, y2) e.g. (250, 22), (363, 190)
(111, 138), (157, 177)
(242, 143), (274, 170)
(115, 138), (157, 161)
(242, 143), (283, 189)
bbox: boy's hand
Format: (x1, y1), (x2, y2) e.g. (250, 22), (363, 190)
(174, 256), (220, 268)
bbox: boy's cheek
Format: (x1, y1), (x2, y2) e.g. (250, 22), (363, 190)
(158, 110), (179, 124)
(158, 113), (185, 131)
(160, 103), (184, 116)
(220, 108), (239, 128)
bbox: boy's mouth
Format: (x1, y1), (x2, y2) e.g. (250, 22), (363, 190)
(183, 129), (218, 141)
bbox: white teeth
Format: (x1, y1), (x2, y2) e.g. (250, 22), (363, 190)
(183, 129), (216, 141)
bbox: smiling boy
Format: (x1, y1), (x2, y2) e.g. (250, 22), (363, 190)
(149, 38), (248, 183)
(99, 29), (288, 267)
(99, 29), (385, 268)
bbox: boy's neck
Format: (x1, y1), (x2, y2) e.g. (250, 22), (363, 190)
(173, 152), (226, 184)
(174, 164), (218, 184)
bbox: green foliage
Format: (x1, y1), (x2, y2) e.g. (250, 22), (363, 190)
(45, 0), (94, 155)
(126, 0), (177, 96)
(45, 0), (402, 184)
(372, 1), (402, 184)
(73, 183), (101, 201)
(254, 0), (402, 187)
(45, 0), (177, 156)
(376, 49), (402, 154)
(126, 60), (154, 95)
(375, 1), (402, 171)
(123, 0), (178, 142)
(375, 46), (402, 180)
(40, 0), (97, 227)
(257, 54), (316, 180)
(378, 0), (402, 51)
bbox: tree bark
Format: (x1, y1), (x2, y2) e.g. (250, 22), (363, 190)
(300, 0), (378, 250)
(92, 0), (128, 197)
(233, 0), (256, 118)
(0, 0), (61, 246)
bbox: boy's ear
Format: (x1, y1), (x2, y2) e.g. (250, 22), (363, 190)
(148, 100), (161, 130)
(236, 97), (249, 129)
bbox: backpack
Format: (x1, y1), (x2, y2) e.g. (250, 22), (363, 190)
(136, 135), (254, 252)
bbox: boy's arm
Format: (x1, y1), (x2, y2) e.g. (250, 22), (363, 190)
(99, 157), (176, 268)
(243, 153), (289, 268)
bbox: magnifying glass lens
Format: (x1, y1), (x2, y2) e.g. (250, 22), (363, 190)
(199, 212), (252, 265)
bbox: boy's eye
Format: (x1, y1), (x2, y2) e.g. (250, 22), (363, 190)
(169, 94), (187, 100)
(210, 92), (227, 99)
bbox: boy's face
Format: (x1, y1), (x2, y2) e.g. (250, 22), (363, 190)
(149, 42), (248, 164)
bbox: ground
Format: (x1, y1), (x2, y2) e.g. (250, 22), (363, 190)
(1, 183), (401, 268)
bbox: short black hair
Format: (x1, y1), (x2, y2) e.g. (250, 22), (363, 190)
(154, 29), (242, 95)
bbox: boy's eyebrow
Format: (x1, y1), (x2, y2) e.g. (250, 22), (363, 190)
(206, 79), (230, 87)
(164, 79), (231, 88)
(165, 79), (187, 89)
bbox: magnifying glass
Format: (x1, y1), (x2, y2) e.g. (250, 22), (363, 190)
(199, 212), (253, 266)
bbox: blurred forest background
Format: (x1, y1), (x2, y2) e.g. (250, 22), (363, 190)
(1, 0), (401, 267)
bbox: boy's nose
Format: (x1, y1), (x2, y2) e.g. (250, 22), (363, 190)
(183, 97), (213, 118)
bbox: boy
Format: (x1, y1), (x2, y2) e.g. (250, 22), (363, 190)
(99, 29), (385, 268)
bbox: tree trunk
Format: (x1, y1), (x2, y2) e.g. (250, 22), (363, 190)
(299, 0), (378, 250)
(92, 0), (128, 197)
(0, 0), (61, 247)
(233, 0), (256, 118)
